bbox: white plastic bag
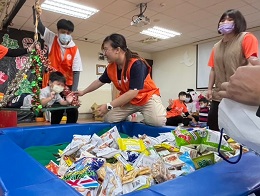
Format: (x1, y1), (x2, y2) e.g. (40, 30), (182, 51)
(218, 98), (260, 154)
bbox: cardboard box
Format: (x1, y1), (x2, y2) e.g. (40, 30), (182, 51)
(91, 103), (103, 121)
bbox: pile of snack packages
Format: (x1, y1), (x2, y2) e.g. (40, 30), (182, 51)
(46, 126), (248, 196)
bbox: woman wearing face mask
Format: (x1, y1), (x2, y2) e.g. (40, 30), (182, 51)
(76, 33), (166, 126)
(206, 9), (260, 131)
(40, 71), (75, 124)
(166, 91), (196, 126)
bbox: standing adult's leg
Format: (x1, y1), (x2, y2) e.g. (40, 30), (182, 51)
(50, 109), (64, 124)
(66, 108), (78, 123)
(141, 94), (166, 126)
(207, 100), (220, 131)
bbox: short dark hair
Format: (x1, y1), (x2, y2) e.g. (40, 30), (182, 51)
(199, 97), (209, 104)
(186, 93), (193, 103)
(218, 9), (247, 34)
(49, 71), (66, 84)
(178, 91), (187, 97)
(57, 19), (74, 32)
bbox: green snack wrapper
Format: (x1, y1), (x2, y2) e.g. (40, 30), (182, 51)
(200, 129), (233, 152)
(192, 153), (215, 169)
(173, 129), (201, 147)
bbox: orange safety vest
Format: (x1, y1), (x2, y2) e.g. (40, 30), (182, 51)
(42, 36), (78, 88)
(107, 58), (160, 106)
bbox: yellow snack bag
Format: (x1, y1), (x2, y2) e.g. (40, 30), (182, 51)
(117, 138), (146, 153)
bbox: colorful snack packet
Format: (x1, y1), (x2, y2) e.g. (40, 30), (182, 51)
(154, 142), (179, 152)
(180, 146), (197, 159)
(114, 153), (134, 172)
(138, 134), (160, 148)
(122, 169), (140, 184)
(133, 154), (156, 168)
(46, 160), (59, 175)
(118, 138), (146, 153)
(99, 167), (123, 196)
(147, 147), (161, 160)
(121, 151), (140, 164)
(173, 129), (201, 147)
(151, 159), (174, 184)
(192, 153), (215, 170)
(95, 147), (121, 159)
(100, 126), (121, 149)
(114, 162), (125, 181)
(179, 152), (196, 174)
(63, 157), (105, 181)
(66, 175), (99, 189)
(200, 129), (233, 152)
(123, 176), (151, 194)
(96, 163), (112, 182)
(162, 153), (185, 168)
(62, 135), (91, 156)
(159, 132), (176, 142)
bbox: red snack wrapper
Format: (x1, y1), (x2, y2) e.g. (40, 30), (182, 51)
(46, 160), (59, 175)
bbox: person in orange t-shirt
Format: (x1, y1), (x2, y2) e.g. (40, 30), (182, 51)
(166, 91), (196, 126)
(206, 9), (260, 131)
(0, 44), (35, 60)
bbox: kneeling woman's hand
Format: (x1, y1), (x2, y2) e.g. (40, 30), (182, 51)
(96, 104), (108, 117)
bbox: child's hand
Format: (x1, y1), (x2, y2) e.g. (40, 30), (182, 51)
(50, 91), (55, 99)
(66, 93), (74, 104)
(168, 99), (174, 107)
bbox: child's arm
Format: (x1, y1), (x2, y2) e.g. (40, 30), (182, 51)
(41, 91), (55, 107)
(167, 99), (174, 111)
(58, 93), (73, 106)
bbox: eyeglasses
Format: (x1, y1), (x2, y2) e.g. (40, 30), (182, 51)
(102, 47), (114, 54)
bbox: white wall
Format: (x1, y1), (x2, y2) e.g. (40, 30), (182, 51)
(152, 44), (197, 107)
(74, 40), (152, 113)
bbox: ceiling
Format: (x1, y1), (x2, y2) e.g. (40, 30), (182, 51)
(2, 0), (260, 53)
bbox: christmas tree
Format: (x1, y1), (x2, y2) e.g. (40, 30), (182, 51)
(15, 75), (32, 96)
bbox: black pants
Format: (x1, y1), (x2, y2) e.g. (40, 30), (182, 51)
(207, 100), (220, 131)
(166, 115), (190, 126)
(50, 108), (78, 124)
(50, 86), (79, 124)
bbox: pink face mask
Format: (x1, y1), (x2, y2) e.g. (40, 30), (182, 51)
(218, 23), (234, 34)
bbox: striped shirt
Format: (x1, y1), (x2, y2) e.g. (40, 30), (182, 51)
(199, 107), (209, 122)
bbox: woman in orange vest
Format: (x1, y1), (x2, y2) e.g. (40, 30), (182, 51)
(76, 33), (166, 126)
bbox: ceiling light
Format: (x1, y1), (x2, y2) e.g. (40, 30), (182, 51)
(41, 0), (99, 19)
(140, 26), (181, 39)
